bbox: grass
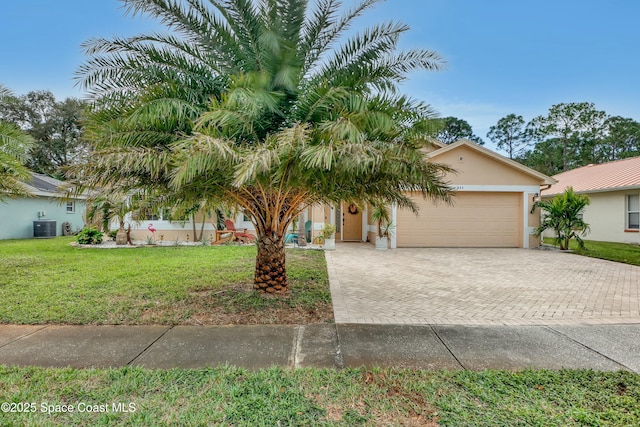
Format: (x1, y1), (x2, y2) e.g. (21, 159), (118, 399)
(0, 237), (332, 325)
(543, 238), (640, 267)
(3, 238), (638, 426)
(0, 366), (638, 426)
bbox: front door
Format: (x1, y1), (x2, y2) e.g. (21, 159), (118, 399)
(342, 203), (363, 241)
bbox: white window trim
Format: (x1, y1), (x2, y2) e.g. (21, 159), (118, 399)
(627, 194), (640, 230)
(66, 201), (75, 213)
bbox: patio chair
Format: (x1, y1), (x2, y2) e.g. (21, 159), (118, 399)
(285, 233), (298, 245)
(221, 219), (256, 244)
(212, 228), (234, 245)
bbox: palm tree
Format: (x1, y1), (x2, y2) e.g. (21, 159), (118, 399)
(1, 85), (34, 201)
(75, 0), (454, 293)
(533, 187), (591, 250)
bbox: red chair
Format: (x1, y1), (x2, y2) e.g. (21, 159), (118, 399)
(217, 219), (256, 244)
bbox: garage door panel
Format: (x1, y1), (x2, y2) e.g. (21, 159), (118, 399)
(397, 192), (522, 247)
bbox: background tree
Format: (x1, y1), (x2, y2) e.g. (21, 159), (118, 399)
(0, 90), (87, 178)
(434, 116), (484, 145)
(525, 102), (607, 173)
(533, 187), (590, 250)
(0, 85), (34, 200)
(601, 116), (640, 161)
(74, 0), (454, 294)
(516, 138), (564, 176)
(486, 114), (528, 159)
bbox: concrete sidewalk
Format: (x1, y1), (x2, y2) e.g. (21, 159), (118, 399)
(1, 323), (639, 373)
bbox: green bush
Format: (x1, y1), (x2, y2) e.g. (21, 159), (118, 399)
(76, 227), (104, 245)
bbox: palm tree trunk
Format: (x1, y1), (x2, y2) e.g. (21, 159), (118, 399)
(254, 233), (287, 293)
(198, 215), (206, 241)
(116, 220), (127, 245)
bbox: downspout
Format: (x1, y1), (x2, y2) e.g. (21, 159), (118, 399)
(539, 184), (552, 197)
(535, 184), (553, 247)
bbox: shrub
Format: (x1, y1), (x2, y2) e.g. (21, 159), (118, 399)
(76, 227), (104, 245)
(533, 187), (590, 250)
(320, 224), (336, 239)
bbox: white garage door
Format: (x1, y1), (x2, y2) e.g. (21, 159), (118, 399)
(397, 192), (522, 247)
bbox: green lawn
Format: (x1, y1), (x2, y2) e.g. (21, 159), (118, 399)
(0, 237), (332, 325)
(0, 366), (638, 426)
(543, 238), (640, 267)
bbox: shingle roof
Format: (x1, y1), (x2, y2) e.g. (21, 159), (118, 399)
(545, 156), (640, 196)
(28, 174), (61, 192)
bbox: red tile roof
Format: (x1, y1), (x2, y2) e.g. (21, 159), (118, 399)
(545, 156), (640, 196)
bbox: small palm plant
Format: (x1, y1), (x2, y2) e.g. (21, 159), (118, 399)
(371, 202), (393, 250)
(371, 203), (393, 239)
(533, 187), (590, 250)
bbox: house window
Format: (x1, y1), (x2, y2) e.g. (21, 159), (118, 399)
(628, 194), (640, 230)
(66, 202), (75, 213)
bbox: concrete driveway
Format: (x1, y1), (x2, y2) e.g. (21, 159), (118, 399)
(326, 243), (640, 325)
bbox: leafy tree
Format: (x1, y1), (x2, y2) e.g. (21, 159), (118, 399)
(74, 0), (454, 294)
(526, 102), (607, 173)
(0, 85), (34, 201)
(435, 116), (484, 145)
(516, 138), (564, 176)
(601, 116), (640, 161)
(487, 114), (528, 159)
(533, 187), (590, 250)
(0, 90), (87, 177)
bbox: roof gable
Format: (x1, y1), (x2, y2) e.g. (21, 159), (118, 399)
(546, 155), (640, 196)
(428, 139), (556, 186)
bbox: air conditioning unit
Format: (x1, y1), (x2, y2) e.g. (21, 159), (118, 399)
(34, 220), (57, 238)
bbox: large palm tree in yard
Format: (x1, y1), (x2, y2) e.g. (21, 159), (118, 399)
(75, 0), (454, 293)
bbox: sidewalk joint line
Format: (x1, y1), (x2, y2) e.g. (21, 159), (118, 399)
(127, 326), (174, 366)
(0, 325), (49, 350)
(333, 324), (344, 369)
(289, 325), (305, 369)
(430, 325), (466, 370)
(544, 326), (635, 373)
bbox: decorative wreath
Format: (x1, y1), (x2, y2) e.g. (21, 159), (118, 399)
(347, 204), (359, 215)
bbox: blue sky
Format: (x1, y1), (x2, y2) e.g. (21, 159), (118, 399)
(2, 0), (639, 150)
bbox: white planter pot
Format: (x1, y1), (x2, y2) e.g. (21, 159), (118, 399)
(323, 238), (335, 251)
(375, 236), (388, 251)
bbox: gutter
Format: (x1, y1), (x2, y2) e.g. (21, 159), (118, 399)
(538, 184), (552, 198)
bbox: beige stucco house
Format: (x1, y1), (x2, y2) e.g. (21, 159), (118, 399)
(304, 139), (556, 249)
(543, 156), (640, 245)
(130, 139), (556, 248)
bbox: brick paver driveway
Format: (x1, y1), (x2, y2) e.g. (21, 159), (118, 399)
(326, 243), (640, 325)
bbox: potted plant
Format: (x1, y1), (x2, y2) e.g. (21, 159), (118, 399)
(320, 223), (337, 250)
(371, 204), (393, 250)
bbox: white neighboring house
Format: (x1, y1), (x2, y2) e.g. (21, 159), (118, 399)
(0, 172), (87, 239)
(542, 156), (640, 245)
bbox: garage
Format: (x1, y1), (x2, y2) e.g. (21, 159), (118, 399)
(396, 191), (523, 247)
